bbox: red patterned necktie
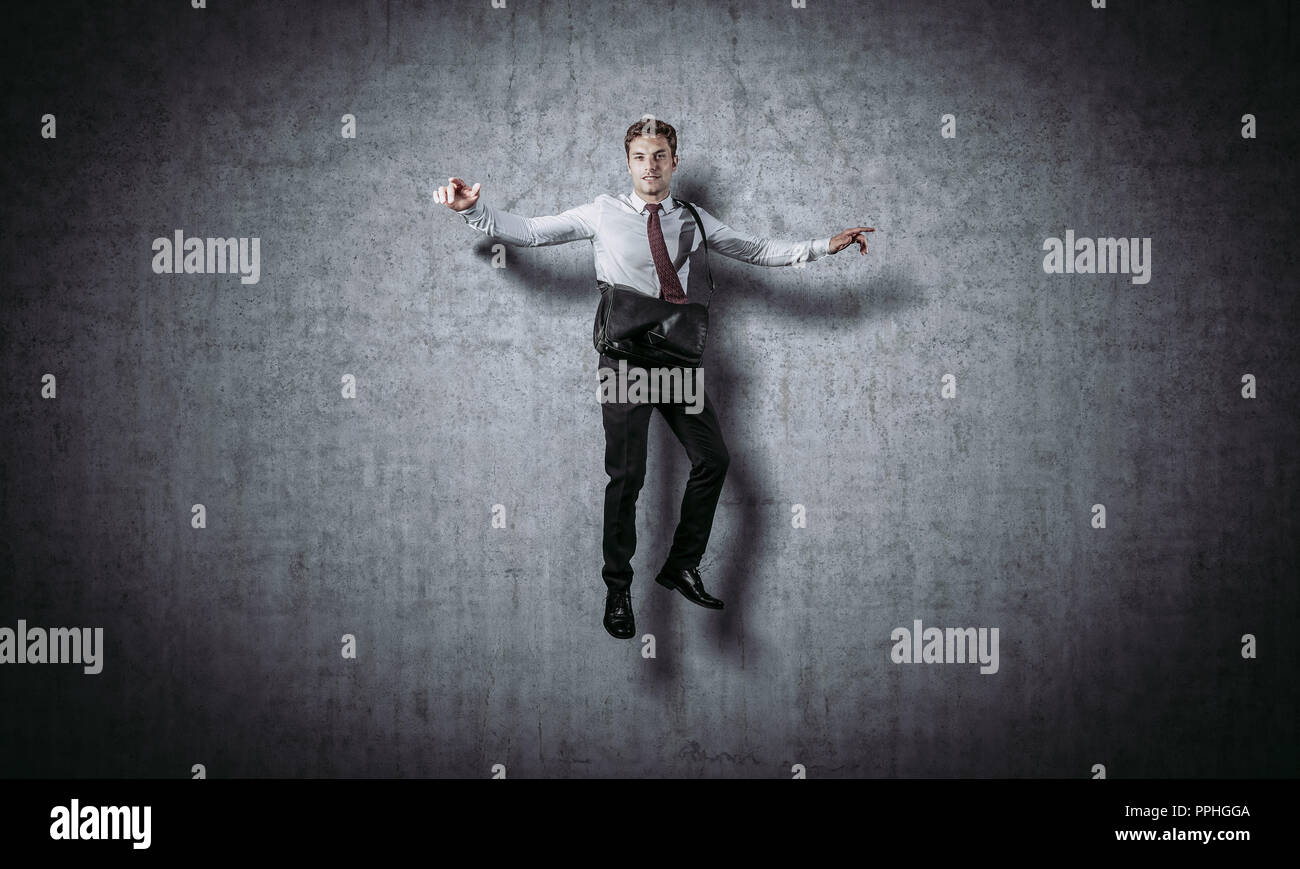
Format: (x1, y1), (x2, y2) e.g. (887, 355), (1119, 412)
(644, 202), (688, 303)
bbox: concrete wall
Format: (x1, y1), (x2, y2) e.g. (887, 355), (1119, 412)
(1, 0), (1296, 777)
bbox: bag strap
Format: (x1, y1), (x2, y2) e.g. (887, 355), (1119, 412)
(674, 198), (716, 306)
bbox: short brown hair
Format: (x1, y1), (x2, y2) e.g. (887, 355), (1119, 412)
(624, 116), (677, 160)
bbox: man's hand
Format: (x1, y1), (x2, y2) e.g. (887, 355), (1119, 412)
(435, 177), (481, 212)
(830, 226), (875, 255)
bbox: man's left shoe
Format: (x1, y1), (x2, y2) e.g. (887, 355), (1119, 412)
(655, 565), (724, 609)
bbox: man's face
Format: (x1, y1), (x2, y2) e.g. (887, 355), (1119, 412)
(627, 134), (678, 201)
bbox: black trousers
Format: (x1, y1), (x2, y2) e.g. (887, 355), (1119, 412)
(598, 352), (730, 592)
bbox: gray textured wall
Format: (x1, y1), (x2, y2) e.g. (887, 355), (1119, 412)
(1, 0), (1296, 778)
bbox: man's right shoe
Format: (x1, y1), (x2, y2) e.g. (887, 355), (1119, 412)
(603, 589), (635, 639)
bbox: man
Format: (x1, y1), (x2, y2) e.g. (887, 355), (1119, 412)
(437, 116), (874, 640)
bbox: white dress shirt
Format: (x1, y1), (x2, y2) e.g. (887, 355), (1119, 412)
(456, 186), (832, 298)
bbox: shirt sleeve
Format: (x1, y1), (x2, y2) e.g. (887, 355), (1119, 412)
(688, 204), (831, 266)
(457, 197), (598, 247)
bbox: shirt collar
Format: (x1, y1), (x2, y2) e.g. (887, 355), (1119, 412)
(629, 186), (677, 215)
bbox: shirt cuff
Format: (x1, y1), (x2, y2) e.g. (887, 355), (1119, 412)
(813, 236), (831, 259)
(458, 199), (484, 220)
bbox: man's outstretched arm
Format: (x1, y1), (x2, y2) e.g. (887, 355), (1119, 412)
(435, 176), (597, 246)
(690, 203), (874, 265)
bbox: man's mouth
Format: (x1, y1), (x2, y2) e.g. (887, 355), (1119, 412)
(644, 176), (659, 179)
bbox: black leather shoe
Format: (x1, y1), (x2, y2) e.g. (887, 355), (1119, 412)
(604, 590), (635, 639)
(655, 565), (724, 609)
